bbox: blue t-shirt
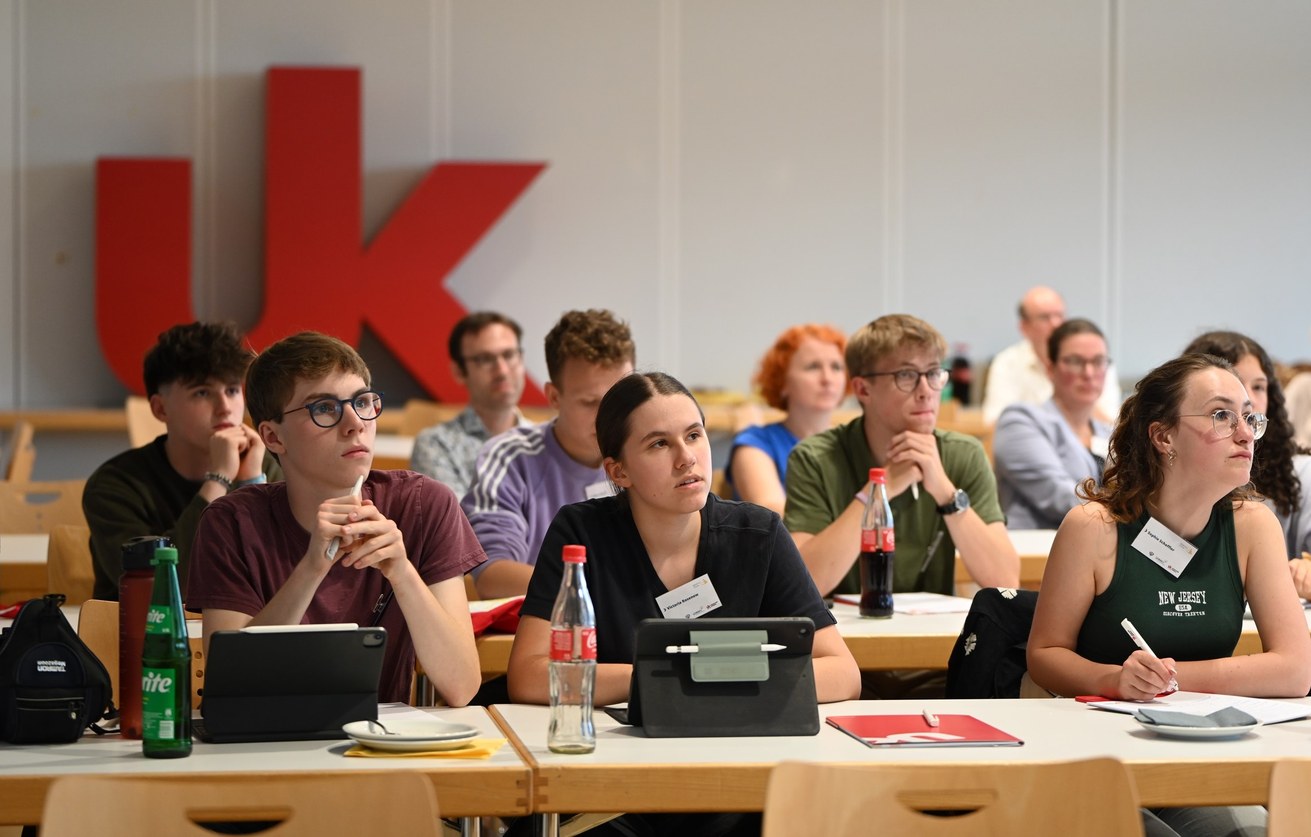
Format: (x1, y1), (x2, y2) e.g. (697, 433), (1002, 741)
(725, 422), (799, 499)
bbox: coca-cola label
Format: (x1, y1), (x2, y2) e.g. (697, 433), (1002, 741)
(550, 627), (597, 662)
(861, 527), (895, 552)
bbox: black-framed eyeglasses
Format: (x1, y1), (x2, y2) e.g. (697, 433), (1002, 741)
(856, 367), (950, 394)
(284, 391), (384, 428)
(1177, 409), (1267, 441)
(464, 347), (523, 370)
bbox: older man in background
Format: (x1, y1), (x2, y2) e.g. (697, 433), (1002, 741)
(982, 286), (1121, 424)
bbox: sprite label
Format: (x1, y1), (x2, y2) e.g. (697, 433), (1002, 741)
(142, 666), (178, 740)
(144, 604), (171, 635)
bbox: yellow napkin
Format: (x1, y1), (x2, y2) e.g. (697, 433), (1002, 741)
(343, 738), (507, 759)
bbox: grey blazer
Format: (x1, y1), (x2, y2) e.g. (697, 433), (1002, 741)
(993, 400), (1110, 530)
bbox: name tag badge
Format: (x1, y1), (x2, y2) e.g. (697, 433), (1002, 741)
(1131, 517), (1199, 579)
(584, 480), (615, 500)
(656, 574), (723, 620)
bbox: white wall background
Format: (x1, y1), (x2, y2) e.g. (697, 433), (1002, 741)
(2, 0), (1310, 411)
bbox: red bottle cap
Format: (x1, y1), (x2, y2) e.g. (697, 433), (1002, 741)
(868, 468), (887, 484)
(563, 545), (587, 564)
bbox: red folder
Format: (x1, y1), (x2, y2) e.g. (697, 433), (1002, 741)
(826, 714), (1024, 747)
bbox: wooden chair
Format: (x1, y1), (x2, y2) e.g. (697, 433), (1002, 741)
(78, 599), (205, 709)
(1268, 758), (1311, 837)
(40, 772), (441, 837)
(2, 420), (35, 481)
(46, 523), (94, 604)
(125, 395), (165, 448)
(762, 758), (1142, 837)
(399, 399), (466, 437)
(0, 479), (87, 533)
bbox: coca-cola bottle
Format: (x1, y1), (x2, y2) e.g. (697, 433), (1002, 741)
(859, 468), (895, 618)
(548, 544), (596, 754)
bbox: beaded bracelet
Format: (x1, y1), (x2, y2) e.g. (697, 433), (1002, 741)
(203, 472), (234, 492)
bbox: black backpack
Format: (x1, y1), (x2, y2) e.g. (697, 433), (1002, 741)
(945, 587), (1039, 699)
(0, 594), (114, 743)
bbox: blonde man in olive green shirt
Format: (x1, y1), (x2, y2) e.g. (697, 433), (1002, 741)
(784, 314), (1019, 597)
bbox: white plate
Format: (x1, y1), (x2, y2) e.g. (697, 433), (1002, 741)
(343, 719), (480, 752)
(1134, 718), (1260, 740)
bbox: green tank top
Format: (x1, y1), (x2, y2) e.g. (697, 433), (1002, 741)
(1075, 504), (1244, 665)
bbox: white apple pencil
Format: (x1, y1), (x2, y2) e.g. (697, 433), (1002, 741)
(325, 474), (365, 562)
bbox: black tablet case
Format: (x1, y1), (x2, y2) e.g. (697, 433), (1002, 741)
(619, 616), (819, 737)
(198, 626), (386, 743)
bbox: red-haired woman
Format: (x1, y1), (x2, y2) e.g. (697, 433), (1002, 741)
(726, 324), (847, 515)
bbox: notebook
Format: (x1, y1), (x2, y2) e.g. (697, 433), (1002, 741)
(195, 624), (386, 743)
(826, 714), (1024, 747)
(605, 617), (819, 738)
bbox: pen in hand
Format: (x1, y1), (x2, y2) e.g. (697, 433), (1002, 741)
(1120, 618), (1178, 694)
(325, 474), (366, 562)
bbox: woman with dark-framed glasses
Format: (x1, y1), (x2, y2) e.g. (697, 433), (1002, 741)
(993, 318), (1113, 529)
(1028, 352), (1310, 837)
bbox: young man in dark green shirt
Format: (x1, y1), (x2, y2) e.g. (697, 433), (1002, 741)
(83, 321), (276, 599)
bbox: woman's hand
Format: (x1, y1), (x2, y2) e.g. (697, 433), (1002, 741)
(1117, 649), (1177, 701)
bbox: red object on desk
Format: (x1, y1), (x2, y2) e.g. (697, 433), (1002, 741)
(470, 598), (523, 637)
(827, 714), (1023, 747)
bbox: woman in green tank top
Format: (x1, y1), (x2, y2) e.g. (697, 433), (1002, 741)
(1027, 353), (1311, 837)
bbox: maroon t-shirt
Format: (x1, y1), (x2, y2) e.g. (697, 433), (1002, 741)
(188, 470), (485, 702)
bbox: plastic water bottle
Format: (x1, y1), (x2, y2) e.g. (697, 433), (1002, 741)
(142, 546), (191, 758)
(118, 535), (169, 740)
(548, 544), (596, 754)
(859, 467), (895, 618)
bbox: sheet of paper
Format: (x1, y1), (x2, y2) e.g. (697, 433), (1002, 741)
(1084, 691), (1310, 725)
(832, 592), (973, 614)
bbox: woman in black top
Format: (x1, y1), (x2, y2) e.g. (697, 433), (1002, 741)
(508, 371), (860, 707)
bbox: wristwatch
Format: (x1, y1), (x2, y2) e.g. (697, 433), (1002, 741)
(936, 488), (970, 516)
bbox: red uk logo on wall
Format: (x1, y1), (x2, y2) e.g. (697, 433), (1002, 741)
(96, 66), (545, 402)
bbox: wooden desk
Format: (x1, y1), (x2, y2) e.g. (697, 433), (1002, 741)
(0, 533), (50, 602)
(0, 706), (530, 825)
(373, 434), (416, 471)
(492, 696), (1311, 825)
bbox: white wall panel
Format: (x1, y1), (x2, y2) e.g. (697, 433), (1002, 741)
(0, 1), (16, 407)
(1117, 0), (1311, 375)
(444, 1), (663, 386)
(20, 0), (200, 406)
(678, 0), (885, 391)
(899, 0), (1110, 364)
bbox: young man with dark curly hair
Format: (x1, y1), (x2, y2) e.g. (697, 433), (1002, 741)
(463, 308), (635, 598)
(84, 321), (278, 599)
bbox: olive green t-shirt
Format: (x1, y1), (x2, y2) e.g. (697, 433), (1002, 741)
(783, 417), (1005, 595)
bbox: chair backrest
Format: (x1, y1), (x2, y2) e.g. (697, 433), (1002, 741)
(125, 395), (166, 448)
(3, 420), (36, 482)
(41, 772), (441, 837)
(1268, 758), (1311, 837)
(78, 599), (206, 708)
(762, 758), (1142, 837)
(399, 399), (466, 437)
(46, 523), (94, 604)
(0, 479), (88, 533)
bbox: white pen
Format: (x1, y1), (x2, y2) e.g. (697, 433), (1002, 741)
(922, 709), (939, 728)
(325, 474), (366, 562)
(1121, 617), (1178, 692)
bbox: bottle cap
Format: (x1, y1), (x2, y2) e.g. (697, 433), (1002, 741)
(122, 536), (170, 572)
(151, 546), (179, 566)
(562, 545), (587, 564)
(868, 468), (887, 484)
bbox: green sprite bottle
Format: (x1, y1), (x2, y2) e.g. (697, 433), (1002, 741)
(142, 546), (191, 758)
